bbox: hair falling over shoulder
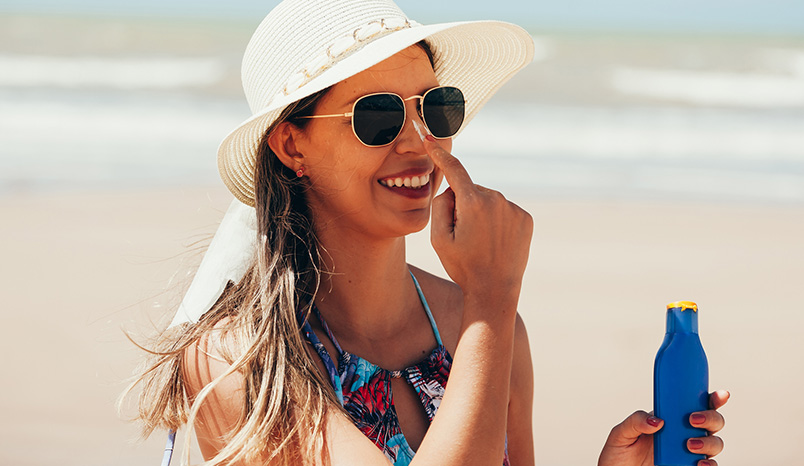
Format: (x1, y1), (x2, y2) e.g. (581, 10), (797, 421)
(121, 89), (338, 466)
(124, 39), (436, 466)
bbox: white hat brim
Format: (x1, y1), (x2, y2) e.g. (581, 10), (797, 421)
(218, 20), (535, 206)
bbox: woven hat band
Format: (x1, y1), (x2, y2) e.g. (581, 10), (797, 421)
(242, 0), (410, 114)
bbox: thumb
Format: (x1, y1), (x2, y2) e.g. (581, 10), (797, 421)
(606, 411), (663, 448)
(430, 187), (456, 243)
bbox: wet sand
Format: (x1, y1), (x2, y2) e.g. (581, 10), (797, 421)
(1, 186), (801, 465)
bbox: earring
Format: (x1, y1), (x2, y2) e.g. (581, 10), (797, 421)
(296, 166), (305, 178)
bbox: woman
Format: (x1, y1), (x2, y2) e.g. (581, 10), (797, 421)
(129, 1), (728, 465)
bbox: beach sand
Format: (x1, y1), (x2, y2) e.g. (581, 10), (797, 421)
(1, 186), (801, 465)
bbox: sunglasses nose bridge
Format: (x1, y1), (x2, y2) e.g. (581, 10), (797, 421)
(401, 95), (427, 133)
(398, 102), (427, 147)
(402, 94), (425, 118)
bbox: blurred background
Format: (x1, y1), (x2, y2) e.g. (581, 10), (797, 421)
(1, 1), (802, 465)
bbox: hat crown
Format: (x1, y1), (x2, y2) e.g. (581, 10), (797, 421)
(242, 0), (410, 114)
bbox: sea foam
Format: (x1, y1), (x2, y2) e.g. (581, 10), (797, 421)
(611, 67), (804, 108)
(0, 54), (226, 89)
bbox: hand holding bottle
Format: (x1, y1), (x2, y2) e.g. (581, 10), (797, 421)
(597, 390), (728, 466)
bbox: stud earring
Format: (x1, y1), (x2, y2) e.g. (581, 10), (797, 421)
(296, 166), (305, 178)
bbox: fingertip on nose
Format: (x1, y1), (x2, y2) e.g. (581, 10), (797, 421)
(411, 119), (428, 142)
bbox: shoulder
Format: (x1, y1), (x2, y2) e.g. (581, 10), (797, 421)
(181, 317), (258, 422)
(408, 265), (463, 307)
(182, 317), (242, 393)
(181, 318), (248, 458)
(407, 265), (532, 363)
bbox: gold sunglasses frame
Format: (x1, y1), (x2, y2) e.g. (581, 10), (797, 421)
(297, 85), (464, 147)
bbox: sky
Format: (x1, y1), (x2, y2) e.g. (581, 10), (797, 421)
(1, 0), (803, 35)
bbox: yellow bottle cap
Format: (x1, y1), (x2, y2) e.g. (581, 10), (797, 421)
(667, 301), (698, 312)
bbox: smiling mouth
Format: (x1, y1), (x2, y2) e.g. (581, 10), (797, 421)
(378, 174), (431, 189)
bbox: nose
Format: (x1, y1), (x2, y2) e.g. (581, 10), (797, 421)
(394, 98), (428, 154)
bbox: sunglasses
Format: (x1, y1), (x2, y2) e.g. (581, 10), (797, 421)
(298, 86), (465, 147)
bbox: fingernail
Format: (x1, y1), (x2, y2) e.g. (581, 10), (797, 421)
(425, 134), (436, 142)
(699, 461), (712, 466)
(691, 413), (706, 425)
(688, 439), (704, 450)
(647, 416), (662, 427)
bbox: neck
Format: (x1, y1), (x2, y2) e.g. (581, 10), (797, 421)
(312, 226), (419, 343)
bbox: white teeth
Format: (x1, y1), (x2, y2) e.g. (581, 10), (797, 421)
(380, 174), (431, 188)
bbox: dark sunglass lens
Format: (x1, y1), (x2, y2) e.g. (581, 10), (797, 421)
(422, 87), (465, 138)
(352, 93), (405, 146)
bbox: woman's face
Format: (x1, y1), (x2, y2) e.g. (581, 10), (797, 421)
(293, 46), (450, 239)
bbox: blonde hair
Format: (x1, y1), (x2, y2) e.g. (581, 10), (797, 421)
(123, 40), (436, 466)
(122, 87), (338, 466)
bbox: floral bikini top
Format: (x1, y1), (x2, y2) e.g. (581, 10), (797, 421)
(299, 271), (510, 466)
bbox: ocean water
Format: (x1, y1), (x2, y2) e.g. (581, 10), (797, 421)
(1, 16), (803, 204)
(459, 104), (804, 203)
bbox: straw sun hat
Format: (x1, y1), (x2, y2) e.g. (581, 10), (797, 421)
(219, 0), (536, 207)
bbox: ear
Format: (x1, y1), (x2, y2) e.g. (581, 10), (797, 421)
(267, 121), (305, 172)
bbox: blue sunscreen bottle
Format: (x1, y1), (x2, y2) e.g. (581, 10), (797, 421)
(654, 301), (709, 466)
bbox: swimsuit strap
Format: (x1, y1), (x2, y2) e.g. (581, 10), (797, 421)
(161, 429), (176, 466)
(408, 270), (443, 346)
(310, 305), (345, 356)
(300, 308), (345, 405)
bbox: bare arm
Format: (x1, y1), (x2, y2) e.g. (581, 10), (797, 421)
(507, 313), (536, 466)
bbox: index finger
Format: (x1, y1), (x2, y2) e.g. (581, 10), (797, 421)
(421, 134), (474, 194)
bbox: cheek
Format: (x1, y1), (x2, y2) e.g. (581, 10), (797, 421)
(308, 144), (383, 192)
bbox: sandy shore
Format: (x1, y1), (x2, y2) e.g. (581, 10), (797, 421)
(1, 186), (801, 465)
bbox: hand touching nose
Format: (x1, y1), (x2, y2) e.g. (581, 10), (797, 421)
(422, 132), (533, 304)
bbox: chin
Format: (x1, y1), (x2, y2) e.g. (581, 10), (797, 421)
(407, 218), (430, 235)
(392, 207), (431, 237)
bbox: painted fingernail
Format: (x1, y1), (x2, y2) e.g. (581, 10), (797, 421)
(647, 416), (662, 427)
(425, 134), (436, 142)
(691, 413), (706, 425)
(688, 439), (704, 450)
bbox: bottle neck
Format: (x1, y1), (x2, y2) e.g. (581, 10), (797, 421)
(666, 309), (699, 334)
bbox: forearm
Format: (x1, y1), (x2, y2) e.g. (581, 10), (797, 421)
(413, 292), (518, 465)
(506, 313), (536, 466)
(417, 133), (532, 465)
